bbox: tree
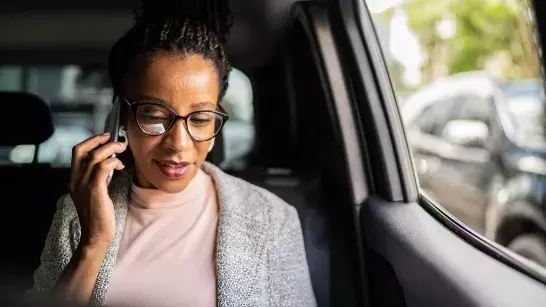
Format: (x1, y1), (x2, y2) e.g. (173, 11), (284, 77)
(402, 0), (540, 84)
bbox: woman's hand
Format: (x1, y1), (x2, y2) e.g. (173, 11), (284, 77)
(69, 133), (127, 250)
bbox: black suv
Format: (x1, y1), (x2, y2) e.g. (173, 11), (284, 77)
(403, 71), (546, 265)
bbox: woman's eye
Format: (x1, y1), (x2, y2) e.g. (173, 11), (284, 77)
(143, 113), (168, 120)
(190, 116), (213, 126)
(138, 104), (171, 120)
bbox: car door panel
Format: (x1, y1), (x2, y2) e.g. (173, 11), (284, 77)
(363, 197), (546, 307)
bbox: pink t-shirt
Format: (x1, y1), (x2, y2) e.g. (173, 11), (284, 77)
(105, 169), (219, 307)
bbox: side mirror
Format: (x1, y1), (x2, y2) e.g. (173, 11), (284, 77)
(441, 120), (489, 148)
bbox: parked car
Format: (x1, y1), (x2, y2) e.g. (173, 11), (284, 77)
(402, 71), (546, 265)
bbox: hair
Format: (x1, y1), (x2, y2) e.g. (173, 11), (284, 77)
(111, 0), (233, 169)
(108, 0), (234, 103)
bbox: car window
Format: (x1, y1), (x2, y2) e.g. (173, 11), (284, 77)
(456, 95), (494, 124)
(411, 97), (459, 136)
(0, 66), (23, 91)
(0, 65), (107, 166)
(502, 80), (546, 144)
(0, 65), (254, 168)
(368, 0), (546, 270)
(220, 68), (255, 170)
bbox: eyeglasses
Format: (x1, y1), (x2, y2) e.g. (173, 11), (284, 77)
(123, 98), (229, 142)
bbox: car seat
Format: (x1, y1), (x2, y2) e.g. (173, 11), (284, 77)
(0, 92), (70, 294)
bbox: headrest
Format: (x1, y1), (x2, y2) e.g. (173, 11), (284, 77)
(0, 92), (54, 146)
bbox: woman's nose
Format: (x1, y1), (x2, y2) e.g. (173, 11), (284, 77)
(161, 120), (193, 152)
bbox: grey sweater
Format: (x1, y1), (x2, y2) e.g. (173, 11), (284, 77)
(29, 162), (316, 307)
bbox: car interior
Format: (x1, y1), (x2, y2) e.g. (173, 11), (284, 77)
(0, 1), (359, 306)
(1, 0), (546, 307)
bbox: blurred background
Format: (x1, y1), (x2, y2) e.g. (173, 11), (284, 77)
(368, 0), (546, 266)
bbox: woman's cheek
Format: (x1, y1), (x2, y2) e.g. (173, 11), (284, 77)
(196, 142), (211, 161)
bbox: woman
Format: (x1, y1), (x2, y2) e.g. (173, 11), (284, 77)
(28, 1), (316, 306)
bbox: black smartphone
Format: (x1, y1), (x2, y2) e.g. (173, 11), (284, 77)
(103, 99), (121, 184)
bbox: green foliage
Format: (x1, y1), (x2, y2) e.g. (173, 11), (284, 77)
(402, 0), (539, 83)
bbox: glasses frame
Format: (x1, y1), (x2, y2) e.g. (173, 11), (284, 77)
(123, 97), (229, 142)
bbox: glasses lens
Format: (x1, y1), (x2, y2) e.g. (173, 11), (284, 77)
(135, 104), (175, 135)
(187, 111), (225, 141)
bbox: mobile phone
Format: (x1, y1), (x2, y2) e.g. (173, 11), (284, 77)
(103, 99), (121, 184)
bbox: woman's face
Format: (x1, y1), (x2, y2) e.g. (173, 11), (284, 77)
(124, 52), (220, 193)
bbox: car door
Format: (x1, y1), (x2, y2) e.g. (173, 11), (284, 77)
(435, 93), (498, 233)
(326, 0), (546, 306)
(403, 95), (465, 209)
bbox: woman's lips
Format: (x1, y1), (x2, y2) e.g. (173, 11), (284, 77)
(154, 160), (190, 179)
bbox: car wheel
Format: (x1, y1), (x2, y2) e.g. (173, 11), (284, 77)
(507, 234), (546, 267)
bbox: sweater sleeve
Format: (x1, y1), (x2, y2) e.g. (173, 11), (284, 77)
(269, 205), (317, 306)
(26, 194), (81, 296)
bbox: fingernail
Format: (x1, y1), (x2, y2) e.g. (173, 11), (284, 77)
(103, 132), (111, 136)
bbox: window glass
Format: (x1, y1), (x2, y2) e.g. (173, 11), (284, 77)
(411, 97), (458, 135)
(502, 80), (545, 144)
(0, 65), (253, 168)
(457, 95), (493, 123)
(220, 68), (255, 170)
(368, 0), (546, 269)
(0, 66), (23, 91)
(0, 65), (108, 166)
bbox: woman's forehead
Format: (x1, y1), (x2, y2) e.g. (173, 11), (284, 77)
(126, 53), (220, 110)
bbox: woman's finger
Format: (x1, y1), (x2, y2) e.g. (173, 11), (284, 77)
(71, 133), (112, 183)
(87, 142), (127, 166)
(82, 142), (127, 184)
(90, 157), (125, 191)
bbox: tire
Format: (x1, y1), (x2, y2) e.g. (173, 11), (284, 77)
(507, 234), (546, 267)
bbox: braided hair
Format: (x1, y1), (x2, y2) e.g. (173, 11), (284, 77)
(108, 0), (233, 102)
